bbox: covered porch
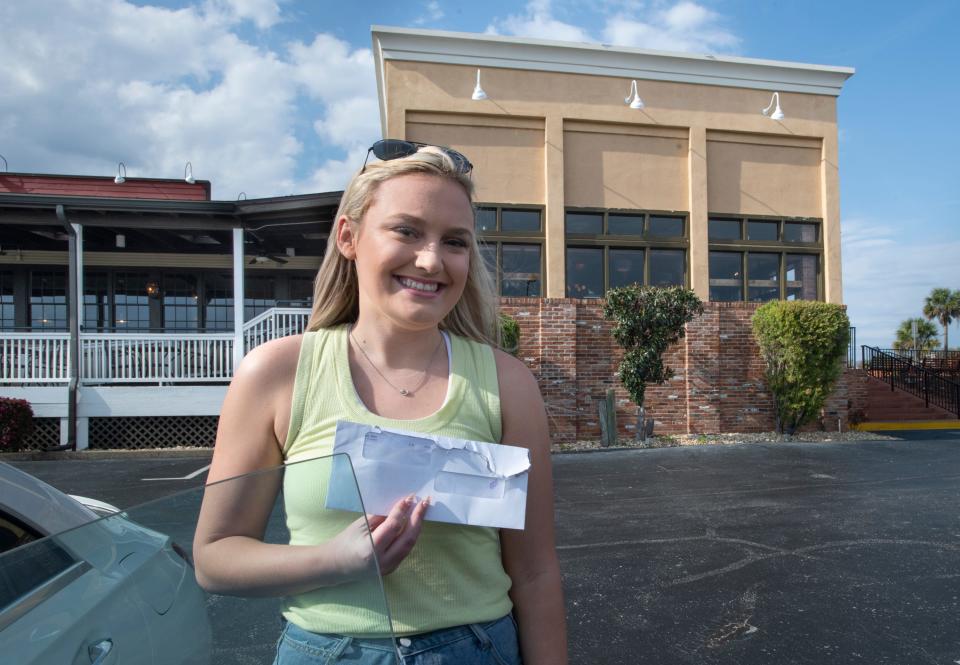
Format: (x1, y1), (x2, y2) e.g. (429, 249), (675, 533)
(0, 185), (339, 449)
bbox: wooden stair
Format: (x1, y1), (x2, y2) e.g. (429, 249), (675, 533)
(864, 375), (957, 421)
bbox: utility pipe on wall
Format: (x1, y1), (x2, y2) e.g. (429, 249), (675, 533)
(56, 204), (78, 451)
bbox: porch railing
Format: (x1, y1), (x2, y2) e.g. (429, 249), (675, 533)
(81, 333), (235, 384)
(0, 333), (72, 383)
(243, 307), (311, 353)
(0, 307), (312, 385)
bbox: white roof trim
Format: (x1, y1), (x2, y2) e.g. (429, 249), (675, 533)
(372, 26), (854, 100)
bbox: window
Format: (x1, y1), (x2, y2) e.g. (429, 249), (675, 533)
(708, 215), (821, 302)
(245, 275), (277, 320)
(204, 273), (233, 331)
(565, 209), (687, 298)
(29, 270), (67, 330)
(476, 205), (543, 297)
(162, 274), (199, 330)
(114, 272), (151, 330)
(0, 271), (14, 330)
(83, 272), (109, 330)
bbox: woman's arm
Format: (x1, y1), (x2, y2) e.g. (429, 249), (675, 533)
(193, 335), (427, 597)
(496, 350), (569, 665)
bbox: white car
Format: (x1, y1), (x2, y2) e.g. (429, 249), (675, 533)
(0, 462), (211, 664)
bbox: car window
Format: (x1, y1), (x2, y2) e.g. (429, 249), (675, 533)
(0, 511), (77, 611)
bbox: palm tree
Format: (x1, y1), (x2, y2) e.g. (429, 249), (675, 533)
(893, 318), (939, 354)
(923, 288), (960, 353)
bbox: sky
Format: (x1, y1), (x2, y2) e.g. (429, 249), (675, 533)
(1, 0), (958, 349)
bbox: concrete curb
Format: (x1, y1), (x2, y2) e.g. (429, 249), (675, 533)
(0, 448), (214, 461)
(853, 420), (960, 431)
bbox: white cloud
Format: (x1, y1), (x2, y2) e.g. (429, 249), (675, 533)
(0, 0), (378, 198)
(489, 0), (739, 53)
(841, 216), (960, 349)
(413, 1), (445, 26)
(204, 0), (282, 29)
(487, 0), (592, 43)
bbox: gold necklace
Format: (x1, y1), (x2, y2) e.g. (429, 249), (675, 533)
(349, 330), (445, 397)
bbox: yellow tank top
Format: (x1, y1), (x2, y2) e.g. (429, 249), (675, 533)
(281, 325), (513, 637)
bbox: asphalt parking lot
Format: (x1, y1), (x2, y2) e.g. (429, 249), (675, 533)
(9, 432), (960, 664)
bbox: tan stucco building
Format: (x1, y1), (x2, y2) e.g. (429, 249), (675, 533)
(372, 27), (853, 304)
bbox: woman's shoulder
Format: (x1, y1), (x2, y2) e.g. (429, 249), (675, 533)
(233, 334), (304, 389)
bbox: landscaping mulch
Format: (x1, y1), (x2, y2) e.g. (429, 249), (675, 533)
(552, 429), (899, 453)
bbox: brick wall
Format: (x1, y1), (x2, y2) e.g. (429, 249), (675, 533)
(500, 298), (860, 442)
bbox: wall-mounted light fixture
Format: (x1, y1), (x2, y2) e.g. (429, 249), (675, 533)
(114, 162), (127, 184)
(625, 80), (644, 109)
(762, 92), (784, 120)
(471, 69), (488, 101)
(184, 161), (195, 184)
(145, 280), (160, 298)
(115, 234), (126, 248)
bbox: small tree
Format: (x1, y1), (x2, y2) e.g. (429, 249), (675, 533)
(752, 301), (850, 434)
(923, 288), (960, 352)
(603, 286), (704, 440)
(893, 318), (939, 354)
(0, 397), (35, 452)
(498, 312), (521, 356)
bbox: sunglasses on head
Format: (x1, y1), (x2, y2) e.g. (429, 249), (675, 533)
(362, 139), (473, 175)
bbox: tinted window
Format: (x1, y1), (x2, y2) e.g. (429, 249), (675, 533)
(566, 213), (603, 235)
(0, 512), (77, 609)
(709, 219), (741, 241)
(786, 254), (818, 300)
(784, 222), (818, 243)
(747, 221), (779, 241)
(648, 216), (684, 238)
(607, 214), (644, 236)
(748, 253), (780, 302)
(475, 208), (497, 233)
(566, 247), (603, 298)
(609, 249), (645, 289)
(709, 251), (742, 301)
(649, 249), (685, 286)
(501, 244), (541, 297)
(500, 209), (540, 233)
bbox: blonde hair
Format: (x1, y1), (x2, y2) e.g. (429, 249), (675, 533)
(307, 147), (499, 345)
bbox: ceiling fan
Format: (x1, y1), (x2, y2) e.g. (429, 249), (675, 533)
(249, 252), (288, 265)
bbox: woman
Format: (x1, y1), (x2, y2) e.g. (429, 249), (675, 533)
(194, 142), (567, 664)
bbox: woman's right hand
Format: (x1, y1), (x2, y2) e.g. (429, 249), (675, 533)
(331, 494), (430, 579)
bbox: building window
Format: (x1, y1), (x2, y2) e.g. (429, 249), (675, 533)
(245, 275), (277, 320)
(204, 273), (233, 331)
(708, 216), (821, 302)
(29, 270), (67, 330)
(288, 276), (314, 306)
(565, 209), (687, 298)
(0, 271), (14, 330)
(114, 272), (151, 330)
(162, 274), (199, 330)
(83, 272), (110, 331)
(476, 205), (543, 297)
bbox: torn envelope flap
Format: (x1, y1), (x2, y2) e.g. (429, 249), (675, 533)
(431, 434), (531, 478)
(327, 420), (531, 530)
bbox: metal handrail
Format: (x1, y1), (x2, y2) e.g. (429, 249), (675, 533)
(861, 345), (960, 417)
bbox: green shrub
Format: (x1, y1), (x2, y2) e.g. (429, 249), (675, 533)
(499, 312), (521, 356)
(602, 285), (704, 409)
(0, 397), (35, 452)
(751, 301), (850, 434)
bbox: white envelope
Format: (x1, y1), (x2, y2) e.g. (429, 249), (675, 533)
(325, 420), (530, 530)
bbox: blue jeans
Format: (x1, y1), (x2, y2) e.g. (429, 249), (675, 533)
(273, 614), (522, 665)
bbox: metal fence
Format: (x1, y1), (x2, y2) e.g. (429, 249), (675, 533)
(862, 345), (960, 417)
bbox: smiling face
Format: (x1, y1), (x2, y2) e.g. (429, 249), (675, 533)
(336, 173), (475, 332)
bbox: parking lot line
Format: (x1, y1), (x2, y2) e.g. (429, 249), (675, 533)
(142, 464), (211, 481)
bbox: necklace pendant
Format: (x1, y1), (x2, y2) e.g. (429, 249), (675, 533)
(400, 389), (409, 396)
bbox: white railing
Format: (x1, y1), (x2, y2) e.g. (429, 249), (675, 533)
(81, 333), (234, 384)
(0, 333), (71, 384)
(243, 307), (311, 353)
(0, 307), (310, 385)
